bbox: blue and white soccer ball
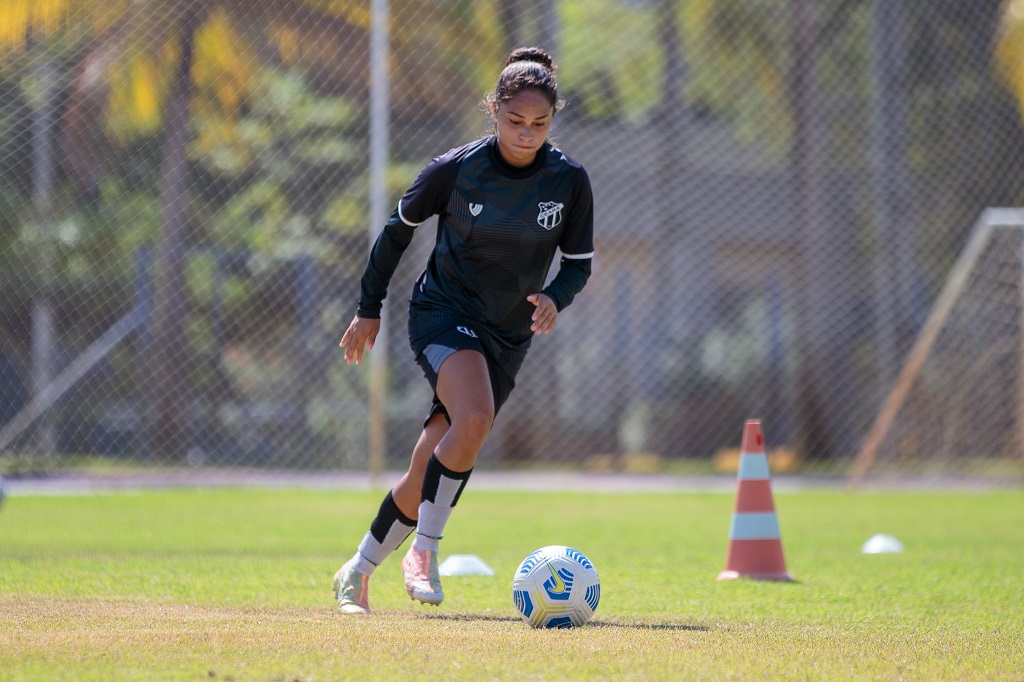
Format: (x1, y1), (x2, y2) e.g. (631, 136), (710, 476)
(512, 545), (600, 628)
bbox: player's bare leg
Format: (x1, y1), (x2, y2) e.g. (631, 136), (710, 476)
(403, 350), (494, 605)
(391, 413), (448, 519)
(432, 349), (494, 471)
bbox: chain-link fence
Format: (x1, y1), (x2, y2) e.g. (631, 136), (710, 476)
(2, 0), (1024, 482)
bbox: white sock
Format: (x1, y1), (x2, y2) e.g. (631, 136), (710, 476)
(412, 531), (440, 553)
(350, 550), (377, 577)
(350, 491), (416, 574)
(414, 453), (472, 551)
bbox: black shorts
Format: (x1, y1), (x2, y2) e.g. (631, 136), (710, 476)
(408, 308), (517, 427)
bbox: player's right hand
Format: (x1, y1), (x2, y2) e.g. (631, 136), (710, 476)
(339, 315), (381, 365)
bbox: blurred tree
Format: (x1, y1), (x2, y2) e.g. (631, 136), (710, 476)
(558, 0), (661, 121)
(676, 0), (1024, 460)
(0, 0), (508, 460)
(681, 0), (794, 149)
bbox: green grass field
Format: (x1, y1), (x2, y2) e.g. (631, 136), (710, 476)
(1, 484), (1022, 681)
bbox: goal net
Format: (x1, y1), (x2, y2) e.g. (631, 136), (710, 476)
(851, 208), (1024, 484)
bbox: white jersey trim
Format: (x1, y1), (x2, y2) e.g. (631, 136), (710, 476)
(398, 200), (427, 227)
(561, 251), (594, 260)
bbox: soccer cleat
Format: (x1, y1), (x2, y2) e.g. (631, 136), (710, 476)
(402, 545), (444, 605)
(333, 559), (371, 615)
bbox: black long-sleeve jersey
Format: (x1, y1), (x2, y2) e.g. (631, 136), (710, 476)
(358, 136), (594, 365)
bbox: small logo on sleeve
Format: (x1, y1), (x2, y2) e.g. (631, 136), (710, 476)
(457, 326), (478, 338)
(537, 202), (564, 230)
(469, 203), (484, 217)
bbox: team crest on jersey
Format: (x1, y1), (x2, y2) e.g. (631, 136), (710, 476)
(537, 202), (564, 230)
(469, 203), (484, 217)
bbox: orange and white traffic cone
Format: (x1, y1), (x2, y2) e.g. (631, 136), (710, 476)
(718, 419), (795, 581)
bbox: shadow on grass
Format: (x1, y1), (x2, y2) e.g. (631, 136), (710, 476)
(590, 621), (710, 632)
(420, 612), (709, 631)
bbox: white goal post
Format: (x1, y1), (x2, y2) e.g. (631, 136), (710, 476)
(0, 306), (144, 454)
(850, 208), (1024, 485)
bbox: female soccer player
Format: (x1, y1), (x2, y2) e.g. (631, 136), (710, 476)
(333, 46), (594, 614)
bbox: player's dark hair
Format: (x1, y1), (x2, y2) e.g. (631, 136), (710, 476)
(484, 47), (564, 132)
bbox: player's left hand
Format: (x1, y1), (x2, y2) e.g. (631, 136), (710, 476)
(527, 293), (558, 335)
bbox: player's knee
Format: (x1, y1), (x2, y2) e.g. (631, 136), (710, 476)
(452, 405), (493, 444)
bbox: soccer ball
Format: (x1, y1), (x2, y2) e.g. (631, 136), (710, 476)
(511, 545), (600, 628)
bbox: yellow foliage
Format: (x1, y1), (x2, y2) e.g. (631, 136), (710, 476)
(103, 7), (260, 142)
(30, 0), (66, 37)
(462, 1), (505, 96)
(0, 0), (133, 54)
(679, 0), (712, 39)
(106, 54), (166, 141)
(271, 23), (302, 67)
(302, 0), (370, 28)
(0, 0), (32, 52)
(130, 59), (161, 128)
(996, 0), (1024, 118)
(193, 9), (254, 115)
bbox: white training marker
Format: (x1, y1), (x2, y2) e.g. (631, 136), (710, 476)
(861, 534), (904, 554)
(438, 554), (496, 576)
